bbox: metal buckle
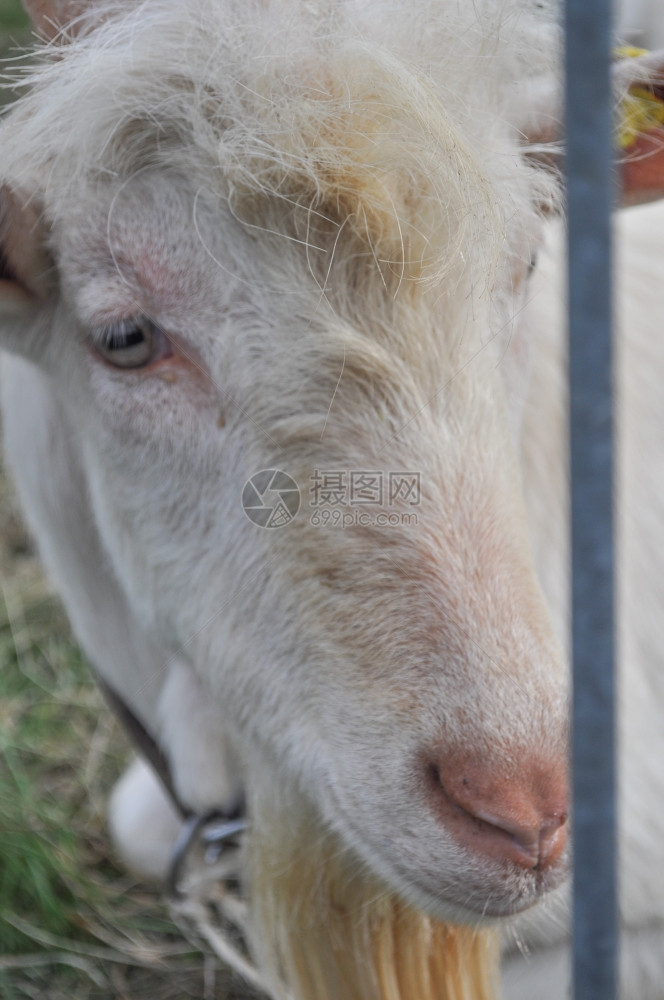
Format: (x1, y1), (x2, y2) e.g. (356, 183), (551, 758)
(167, 811), (246, 899)
(165, 811), (269, 994)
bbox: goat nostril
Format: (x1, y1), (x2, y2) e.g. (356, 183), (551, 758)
(428, 760), (569, 871)
(466, 803), (568, 869)
(537, 812), (568, 866)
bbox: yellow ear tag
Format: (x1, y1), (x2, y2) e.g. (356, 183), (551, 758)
(614, 45), (649, 59)
(615, 47), (664, 150)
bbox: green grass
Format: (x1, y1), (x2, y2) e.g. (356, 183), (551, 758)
(0, 1), (29, 32)
(0, 0), (32, 108)
(0, 580), (115, 955)
(0, 473), (252, 997)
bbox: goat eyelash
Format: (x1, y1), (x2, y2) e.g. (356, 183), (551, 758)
(90, 316), (170, 369)
(92, 316), (150, 346)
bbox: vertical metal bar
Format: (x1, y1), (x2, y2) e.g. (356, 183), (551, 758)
(565, 2), (618, 998)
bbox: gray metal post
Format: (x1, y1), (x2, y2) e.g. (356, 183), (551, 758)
(565, 1), (618, 998)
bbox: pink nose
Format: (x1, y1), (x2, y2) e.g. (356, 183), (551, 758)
(427, 754), (568, 871)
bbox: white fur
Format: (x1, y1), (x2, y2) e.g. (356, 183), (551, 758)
(108, 757), (182, 881)
(0, 1), (662, 997)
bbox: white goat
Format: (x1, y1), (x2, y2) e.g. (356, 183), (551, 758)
(1, 2), (663, 998)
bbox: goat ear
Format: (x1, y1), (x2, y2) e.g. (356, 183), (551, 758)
(617, 49), (664, 206)
(22, 0), (90, 40)
(0, 186), (52, 323)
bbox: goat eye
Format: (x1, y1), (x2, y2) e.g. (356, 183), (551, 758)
(527, 252), (539, 276)
(93, 318), (164, 369)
